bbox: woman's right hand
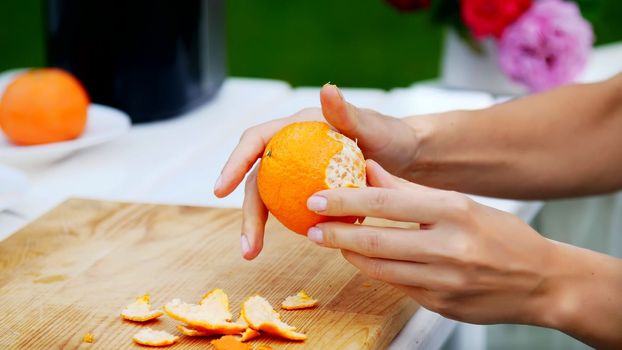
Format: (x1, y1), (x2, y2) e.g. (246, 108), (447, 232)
(214, 83), (420, 259)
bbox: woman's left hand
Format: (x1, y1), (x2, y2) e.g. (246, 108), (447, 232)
(306, 159), (557, 325)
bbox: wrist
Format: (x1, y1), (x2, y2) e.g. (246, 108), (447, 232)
(402, 114), (433, 170)
(531, 240), (583, 331)
(402, 110), (472, 176)
(533, 240), (622, 347)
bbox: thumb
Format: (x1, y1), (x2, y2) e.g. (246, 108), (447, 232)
(319, 83), (360, 135)
(320, 84), (391, 154)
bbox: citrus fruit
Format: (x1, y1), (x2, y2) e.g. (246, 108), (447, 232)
(257, 121), (366, 235)
(0, 68), (89, 146)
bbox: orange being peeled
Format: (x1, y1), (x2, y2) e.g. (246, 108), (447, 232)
(0, 68), (89, 146)
(257, 121), (366, 235)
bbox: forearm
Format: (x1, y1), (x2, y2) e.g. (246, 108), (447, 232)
(404, 74), (622, 199)
(537, 241), (622, 349)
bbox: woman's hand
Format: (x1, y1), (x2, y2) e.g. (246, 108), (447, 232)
(215, 84), (420, 259)
(307, 159), (559, 325)
(308, 160), (622, 348)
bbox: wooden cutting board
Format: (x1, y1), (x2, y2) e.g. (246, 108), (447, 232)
(0, 199), (418, 349)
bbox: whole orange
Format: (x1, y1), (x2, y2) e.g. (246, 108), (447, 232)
(257, 121), (366, 235)
(0, 68), (89, 146)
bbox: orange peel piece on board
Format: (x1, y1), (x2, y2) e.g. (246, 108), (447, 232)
(199, 288), (229, 309)
(241, 295), (307, 341)
(236, 315), (261, 342)
(210, 335), (252, 350)
(176, 324), (218, 337)
(132, 328), (178, 347)
(281, 290), (319, 310)
(239, 327), (261, 342)
(164, 289), (245, 334)
(121, 294), (164, 322)
(164, 299), (244, 333)
(257, 346), (274, 350)
(83, 333), (94, 343)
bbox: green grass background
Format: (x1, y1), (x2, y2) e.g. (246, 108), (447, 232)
(1, 0), (621, 89)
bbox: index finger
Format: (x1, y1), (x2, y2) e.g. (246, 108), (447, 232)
(309, 186), (455, 224)
(214, 109), (321, 197)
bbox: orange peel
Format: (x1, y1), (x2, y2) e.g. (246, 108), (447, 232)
(199, 288), (229, 309)
(239, 327), (261, 342)
(132, 328), (178, 347)
(241, 295), (306, 341)
(236, 315), (260, 342)
(164, 289), (245, 334)
(121, 294), (163, 322)
(210, 335), (252, 350)
(176, 324), (218, 337)
(83, 333), (94, 343)
(281, 290), (319, 310)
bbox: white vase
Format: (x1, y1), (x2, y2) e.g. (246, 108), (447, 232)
(441, 30), (526, 95)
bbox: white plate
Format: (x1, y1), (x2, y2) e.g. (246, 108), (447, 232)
(0, 104), (131, 167)
(0, 69), (131, 167)
(0, 164), (28, 212)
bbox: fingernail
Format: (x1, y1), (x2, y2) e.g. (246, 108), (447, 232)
(307, 227), (324, 244)
(307, 196), (327, 212)
(241, 234), (251, 256)
(214, 175), (223, 191)
(334, 85), (344, 101)
(323, 82), (343, 100)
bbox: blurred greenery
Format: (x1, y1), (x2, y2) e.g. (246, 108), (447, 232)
(0, 1), (45, 73)
(0, 0), (621, 89)
(225, 0), (442, 88)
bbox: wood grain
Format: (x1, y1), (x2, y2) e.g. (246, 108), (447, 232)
(0, 199), (418, 349)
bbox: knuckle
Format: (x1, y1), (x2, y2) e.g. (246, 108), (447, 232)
(444, 193), (476, 222)
(245, 170), (258, 186)
(317, 223), (335, 245)
(328, 194), (344, 214)
(298, 107), (320, 115)
(441, 234), (480, 267)
(243, 171), (259, 195)
(239, 128), (253, 142)
(451, 194), (474, 214)
(243, 179), (254, 195)
(450, 234), (475, 259)
(357, 229), (382, 256)
(367, 189), (390, 211)
(445, 273), (471, 293)
(365, 258), (385, 280)
(428, 292), (454, 315)
(293, 107), (321, 121)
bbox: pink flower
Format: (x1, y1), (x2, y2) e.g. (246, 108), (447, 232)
(498, 0), (593, 92)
